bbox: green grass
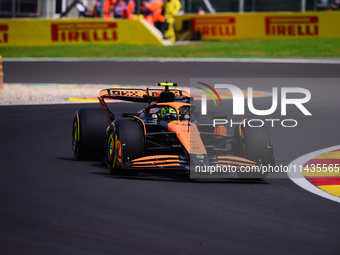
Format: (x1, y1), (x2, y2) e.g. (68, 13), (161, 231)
(1, 39), (340, 58)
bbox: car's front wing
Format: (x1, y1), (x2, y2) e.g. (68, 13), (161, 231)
(121, 155), (258, 173)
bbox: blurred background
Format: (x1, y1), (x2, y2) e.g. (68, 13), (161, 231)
(0, 0), (328, 18)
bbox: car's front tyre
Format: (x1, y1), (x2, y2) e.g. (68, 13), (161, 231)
(233, 124), (275, 179)
(107, 119), (144, 176)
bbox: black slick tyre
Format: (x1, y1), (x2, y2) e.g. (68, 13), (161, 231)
(234, 125), (275, 179)
(72, 108), (111, 161)
(107, 119), (144, 176)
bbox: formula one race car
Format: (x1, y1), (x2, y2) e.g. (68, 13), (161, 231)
(72, 83), (275, 179)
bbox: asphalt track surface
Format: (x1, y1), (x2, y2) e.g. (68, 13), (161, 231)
(1, 61), (340, 255)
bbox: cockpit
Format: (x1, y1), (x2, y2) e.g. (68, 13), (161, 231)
(140, 105), (190, 122)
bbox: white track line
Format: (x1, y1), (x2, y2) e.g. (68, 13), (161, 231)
(288, 145), (340, 203)
(3, 57), (340, 64)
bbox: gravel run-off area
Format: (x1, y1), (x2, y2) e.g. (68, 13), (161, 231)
(0, 84), (123, 105)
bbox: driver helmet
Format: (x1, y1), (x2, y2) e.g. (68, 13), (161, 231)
(160, 107), (177, 120)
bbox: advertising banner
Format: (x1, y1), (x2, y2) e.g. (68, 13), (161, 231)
(0, 19), (164, 46)
(176, 11), (340, 41)
(0, 55), (2, 92)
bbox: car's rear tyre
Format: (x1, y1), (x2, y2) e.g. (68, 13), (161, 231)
(233, 124), (275, 179)
(72, 108), (111, 161)
(107, 119), (144, 176)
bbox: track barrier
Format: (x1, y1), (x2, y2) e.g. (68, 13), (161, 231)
(0, 19), (165, 47)
(176, 11), (340, 41)
(0, 56), (3, 93)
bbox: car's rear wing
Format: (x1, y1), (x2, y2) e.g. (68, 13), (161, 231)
(98, 84), (191, 120)
(98, 88), (190, 103)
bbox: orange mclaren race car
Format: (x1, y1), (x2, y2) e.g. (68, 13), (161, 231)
(72, 83), (275, 179)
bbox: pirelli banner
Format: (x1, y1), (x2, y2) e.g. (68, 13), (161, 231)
(0, 19), (164, 46)
(176, 11), (340, 40)
(0, 55), (3, 92)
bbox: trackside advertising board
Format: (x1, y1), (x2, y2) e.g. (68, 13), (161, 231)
(0, 55), (2, 92)
(176, 11), (340, 41)
(0, 19), (164, 46)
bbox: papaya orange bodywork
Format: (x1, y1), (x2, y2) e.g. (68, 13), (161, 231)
(167, 121), (206, 155)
